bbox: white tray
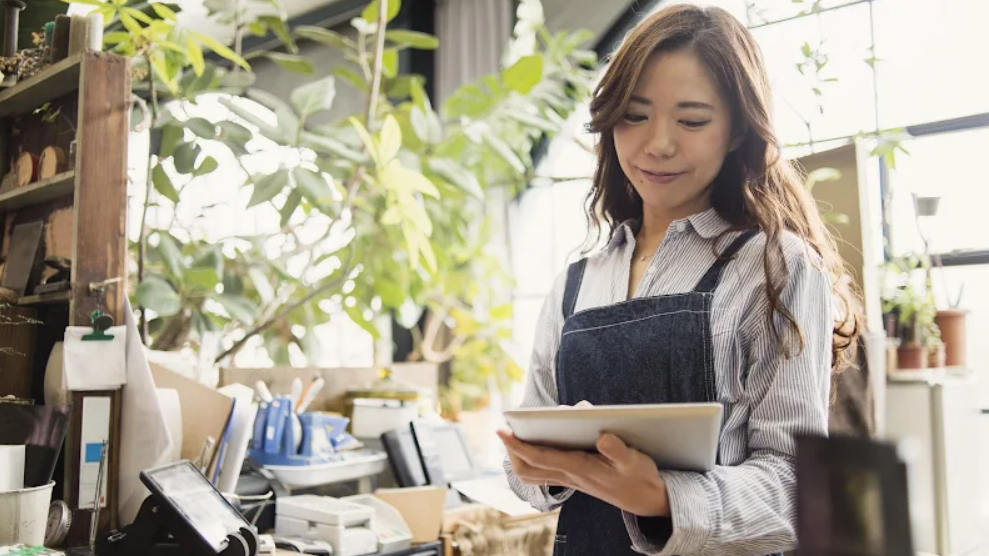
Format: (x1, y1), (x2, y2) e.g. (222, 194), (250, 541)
(265, 451), (388, 489)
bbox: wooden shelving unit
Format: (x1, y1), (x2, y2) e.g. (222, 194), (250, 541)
(0, 55), (83, 118)
(0, 171), (75, 213)
(0, 50), (129, 544)
(17, 289), (73, 306)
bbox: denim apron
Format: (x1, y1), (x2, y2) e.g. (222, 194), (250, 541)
(553, 230), (772, 556)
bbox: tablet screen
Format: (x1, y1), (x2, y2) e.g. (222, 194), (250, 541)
(143, 462), (248, 552)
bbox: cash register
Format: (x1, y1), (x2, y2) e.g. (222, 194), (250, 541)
(97, 461), (260, 556)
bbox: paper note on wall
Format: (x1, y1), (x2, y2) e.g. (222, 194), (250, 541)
(78, 396), (110, 509)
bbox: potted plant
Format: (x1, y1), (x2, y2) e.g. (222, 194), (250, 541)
(882, 255), (938, 370)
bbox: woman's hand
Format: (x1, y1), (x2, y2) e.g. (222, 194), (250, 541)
(498, 428), (670, 517)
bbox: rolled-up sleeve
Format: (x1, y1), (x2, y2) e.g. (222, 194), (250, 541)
(623, 250), (833, 555)
(504, 270), (577, 511)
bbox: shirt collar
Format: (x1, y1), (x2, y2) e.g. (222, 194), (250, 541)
(605, 208), (733, 251)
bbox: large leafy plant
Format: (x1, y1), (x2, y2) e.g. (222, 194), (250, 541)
(67, 0), (597, 411)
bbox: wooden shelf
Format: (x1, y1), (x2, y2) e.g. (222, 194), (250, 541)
(0, 171), (75, 213)
(17, 289), (72, 306)
(0, 55), (83, 117)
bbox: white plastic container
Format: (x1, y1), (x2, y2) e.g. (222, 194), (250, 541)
(0, 481), (55, 546)
(265, 451), (387, 490)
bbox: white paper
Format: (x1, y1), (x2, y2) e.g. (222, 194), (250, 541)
(452, 474), (539, 517)
(0, 445), (25, 492)
(216, 384), (257, 494)
(63, 325), (127, 391)
(118, 299), (173, 525)
(78, 397), (110, 509)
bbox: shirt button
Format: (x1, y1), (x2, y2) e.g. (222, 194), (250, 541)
(675, 222), (686, 233)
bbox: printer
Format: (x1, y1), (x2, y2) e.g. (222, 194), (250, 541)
(275, 495), (378, 556)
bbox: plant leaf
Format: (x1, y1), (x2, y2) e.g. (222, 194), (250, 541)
(482, 132), (524, 173)
(263, 52), (314, 76)
(296, 26), (355, 50)
(186, 267), (219, 291)
(248, 266), (276, 303)
(258, 15), (297, 54)
(193, 155), (219, 176)
(290, 76), (336, 117)
(219, 98), (282, 142)
(152, 163), (180, 203)
(378, 114), (401, 164)
(385, 30), (438, 50)
(427, 157), (483, 199)
(211, 293), (259, 323)
(362, 0), (401, 24)
(292, 167), (335, 205)
(380, 161), (439, 199)
(300, 131), (365, 163)
(156, 233), (187, 279)
(332, 66), (367, 91)
(185, 117), (216, 139)
(503, 54), (543, 94)
(349, 117), (379, 165)
(345, 304), (379, 338)
(136, 276), (181, 317)
(151, 2), (178, 21)
(122, 6), (154, 24)
(159, 123), (184, 158)
(186, 36), (205, 76)
(280, 189), (301, 227)
(192, 31), (251, 71)
(248, 169), (289, 207)
(172, 142), (201, 174)
(381, 48), (398, 78)
(217, 120), (253, 146)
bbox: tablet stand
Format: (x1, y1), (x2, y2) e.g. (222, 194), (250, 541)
(96, 494), (259, 556)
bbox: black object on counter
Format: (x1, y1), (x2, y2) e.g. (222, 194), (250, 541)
(0, 401), (69, 487)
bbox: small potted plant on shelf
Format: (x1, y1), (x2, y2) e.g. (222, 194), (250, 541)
(882, 255), (938, 370)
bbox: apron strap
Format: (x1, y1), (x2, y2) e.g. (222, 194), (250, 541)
(693, 229), (759, 294)
(562, 258), (588, 319)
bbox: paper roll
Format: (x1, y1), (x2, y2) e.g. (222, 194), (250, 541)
(68, 14), (88, 57)
(0, 445), (25, 493)
(156, 388), (183, 464)
(85, 12), (103, 51)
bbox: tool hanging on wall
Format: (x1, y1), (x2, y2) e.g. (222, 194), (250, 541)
(81, 278), (119, 341)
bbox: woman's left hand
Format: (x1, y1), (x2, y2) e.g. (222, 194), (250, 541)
(498, 429), (670, 517)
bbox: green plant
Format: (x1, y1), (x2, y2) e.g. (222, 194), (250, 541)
(64, 0), (596, 411)
(881, 254), (940, 350)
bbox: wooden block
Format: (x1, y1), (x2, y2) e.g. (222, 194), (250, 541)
(15, 151), (37, 187)
(39, 146), (67, 179)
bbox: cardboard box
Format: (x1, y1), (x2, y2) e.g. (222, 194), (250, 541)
(373, 486), (447, 544)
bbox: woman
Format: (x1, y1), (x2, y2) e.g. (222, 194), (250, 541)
(498, 5), (860, 556)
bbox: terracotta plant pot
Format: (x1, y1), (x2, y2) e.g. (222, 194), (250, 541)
(897, 343), (927, 370)
(934, 309), (968, 367)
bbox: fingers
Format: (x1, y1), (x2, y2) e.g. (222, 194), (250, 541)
(597, 434), (632, 468)
(575, 400), (594, 408)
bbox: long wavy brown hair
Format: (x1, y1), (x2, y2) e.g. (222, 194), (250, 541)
(585, 5), (861, 372)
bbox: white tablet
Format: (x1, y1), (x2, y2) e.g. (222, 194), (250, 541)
(504, 403), (722, 472)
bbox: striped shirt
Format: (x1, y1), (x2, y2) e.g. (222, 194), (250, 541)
(504, 207), (833, 556)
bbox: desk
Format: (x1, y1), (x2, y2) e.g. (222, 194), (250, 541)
(274, 540), (443, 556)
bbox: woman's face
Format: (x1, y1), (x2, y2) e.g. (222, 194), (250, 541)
(613, 48), (738, 220)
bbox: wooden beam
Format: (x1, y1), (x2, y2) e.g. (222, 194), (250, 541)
(65, 50), (130, 540)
